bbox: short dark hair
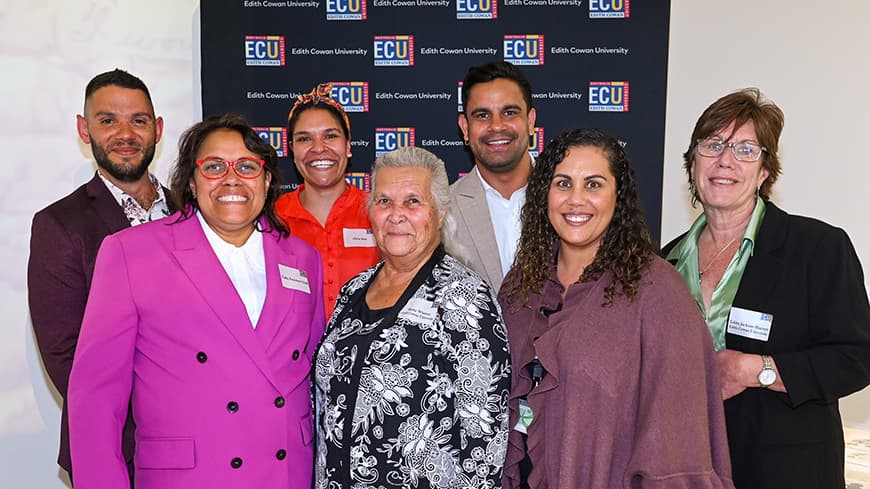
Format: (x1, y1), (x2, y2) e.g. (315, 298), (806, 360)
(684, 88), (784, 203)
(461, 61), (533, 114)
(169, 113), (288, 236)
(84, 69), (153, 112)
(505, 127), (654, 309)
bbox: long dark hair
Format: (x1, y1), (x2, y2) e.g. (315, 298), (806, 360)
(504, 127), (654, 309)
(168, 113), (288, 236)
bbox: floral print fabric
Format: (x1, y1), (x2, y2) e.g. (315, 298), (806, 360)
(314, 250), (511, 489)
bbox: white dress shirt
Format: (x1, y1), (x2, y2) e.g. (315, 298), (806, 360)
(477, 171), (526, 276)
(197, 212), (267, 328)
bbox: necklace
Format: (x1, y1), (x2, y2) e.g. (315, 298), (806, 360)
(699, 235), (740, 277)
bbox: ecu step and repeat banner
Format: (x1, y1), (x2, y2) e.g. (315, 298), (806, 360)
(201, 0), (670, 240)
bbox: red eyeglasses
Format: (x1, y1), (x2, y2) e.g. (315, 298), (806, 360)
(195, 157), (265, 179)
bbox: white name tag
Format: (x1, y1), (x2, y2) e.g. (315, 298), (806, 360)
(343, 228), (376, 248)
(279, 264), (311, 294)
(727, 306), (773, 342)
(398, 298), (437, 324)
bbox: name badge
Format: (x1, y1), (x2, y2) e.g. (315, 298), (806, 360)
(513, 399), (534, 434)
(727, 307), (773, 342)
(398, 297), (437, 324)
(279, 264), (311, 294)
(343, 228), (376, 248)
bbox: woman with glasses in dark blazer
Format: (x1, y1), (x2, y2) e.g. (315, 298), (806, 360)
(663, 88), (870, 488)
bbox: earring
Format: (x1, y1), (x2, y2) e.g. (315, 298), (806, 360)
(347, 152), (353, 157)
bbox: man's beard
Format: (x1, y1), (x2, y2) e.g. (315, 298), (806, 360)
(92, 141), (156, 183)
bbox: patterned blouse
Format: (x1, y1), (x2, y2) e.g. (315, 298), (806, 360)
(314, 247), (511, 489)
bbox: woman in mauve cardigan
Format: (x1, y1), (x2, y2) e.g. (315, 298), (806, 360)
(499, 128), (734, 489)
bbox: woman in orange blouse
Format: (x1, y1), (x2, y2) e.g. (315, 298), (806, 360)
(276, 84), (379, 317)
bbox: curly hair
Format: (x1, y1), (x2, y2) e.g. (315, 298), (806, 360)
(504, 127), (654, 310)
(168, 113), (288, 236)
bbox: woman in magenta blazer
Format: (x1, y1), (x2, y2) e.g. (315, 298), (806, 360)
(68, 113), (325, 489)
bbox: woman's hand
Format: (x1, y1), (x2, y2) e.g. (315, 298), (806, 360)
(716, 349), (785, 400)
(715, 349), (754, 399)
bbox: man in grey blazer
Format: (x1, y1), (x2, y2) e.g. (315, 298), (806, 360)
(27, 69), (171, 485)
(447, 61), (536, 292)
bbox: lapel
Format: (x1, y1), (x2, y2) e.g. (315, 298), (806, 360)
(85, 173), (131, 234)
(83, 173), (177, 229)
(171, 215), (281, 390)
(661, 231), (688, 262)
(254, 230), (297, 350)
(453, 167), (504, 285)
(733, 202), (787, 310)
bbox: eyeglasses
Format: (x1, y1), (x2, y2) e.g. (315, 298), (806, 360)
(696, 138), (767, 162)
(195, 157), (265, 179)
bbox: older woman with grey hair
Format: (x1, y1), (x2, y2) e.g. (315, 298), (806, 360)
(313, 146), (511, 489)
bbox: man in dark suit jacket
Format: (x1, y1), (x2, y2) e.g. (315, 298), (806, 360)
(28, 69), (171, 485)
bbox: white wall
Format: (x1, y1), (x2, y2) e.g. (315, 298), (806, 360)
(0, 1), (198, 486)
(2, 1), (869, 487)
(663, 0), (870, 429)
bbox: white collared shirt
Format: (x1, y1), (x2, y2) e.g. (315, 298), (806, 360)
(98, 171), (171, 226)
(477, 170), (526, 276)
(196, 212), (267, 328)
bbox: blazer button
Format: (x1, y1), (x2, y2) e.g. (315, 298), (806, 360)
(196, 352), (208, 363)
(227, 401), (239, 413)
(276, 449), (287, 460)
(292, 350), (300, 360)
(230, 457), (243, 469)
(274, 396), (285, 408)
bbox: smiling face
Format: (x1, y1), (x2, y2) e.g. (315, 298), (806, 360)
(547, 145), (617, 262)
(458, 78), (536, 177)
(369, 166), (443, 269)
(291, 108), (351, 190)
(77, 85), (163, 184)
(190, 129), (271, 246)
(692, 120), (769, 214)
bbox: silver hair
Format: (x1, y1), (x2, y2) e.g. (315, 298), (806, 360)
(369, 146), (449, 214)
(368, 147), (469, 264)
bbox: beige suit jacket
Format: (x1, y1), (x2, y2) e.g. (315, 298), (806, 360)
(446, 166), (506, 292)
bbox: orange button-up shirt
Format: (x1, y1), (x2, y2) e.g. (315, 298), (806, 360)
(276, 184), (380, 318)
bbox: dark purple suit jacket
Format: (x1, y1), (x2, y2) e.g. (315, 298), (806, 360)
(27, 173), (171, 476)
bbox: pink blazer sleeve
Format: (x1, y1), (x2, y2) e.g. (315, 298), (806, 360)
(68, 234), (137, 489)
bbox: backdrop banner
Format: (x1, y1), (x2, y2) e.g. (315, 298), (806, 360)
(201, 0), (669, 240)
